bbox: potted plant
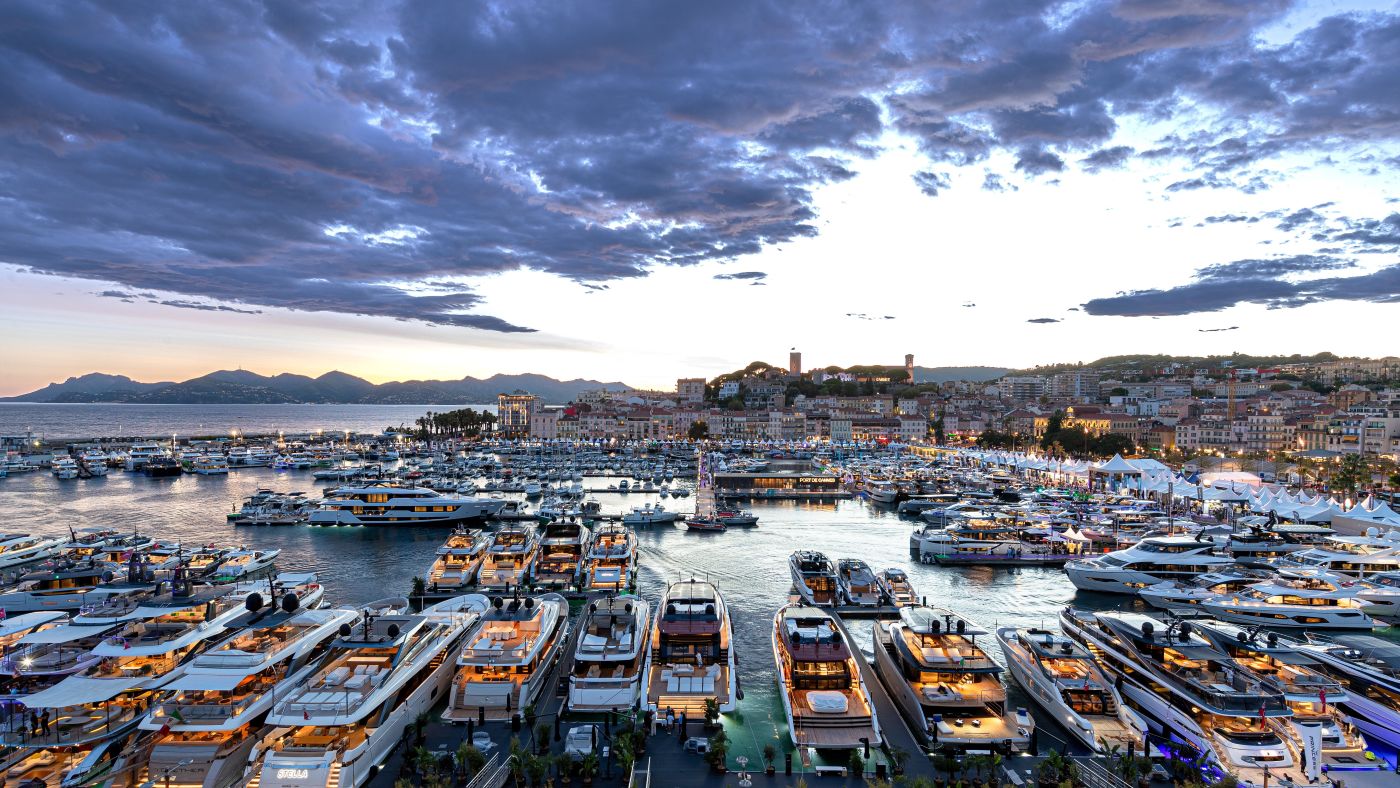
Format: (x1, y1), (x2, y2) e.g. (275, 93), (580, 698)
(525, 703), (538, 727)
(456, 743), (486, 781)
(703, 697), (721, 730)
(988, 753), (1004, 788)
(579, 753), (599, 786)
(553, 753), (574, 784)
(763, 743), (777, 776)
(886, 746), (909, 777)
(706, 729), (729, 773)
(846, 749), (864, 778)
(535, 721), (552, 754)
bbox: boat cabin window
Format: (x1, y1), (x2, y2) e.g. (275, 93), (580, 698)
(792, 660), (849, 691)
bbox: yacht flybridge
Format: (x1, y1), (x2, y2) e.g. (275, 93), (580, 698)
(773, 603), (881, 750)
(445, 593), (569, 722)
(254, 595), (487, 788)
(569, 594), (652, 712)
(140, 601), (358, 788)
(308, 483), (504, 527)
(872, 606), (1031, 751)
(584, 523), (637, 591)
(476, 525), (540, 590)
(426, 527), (488, 593)
(996, 627), (1142, 753)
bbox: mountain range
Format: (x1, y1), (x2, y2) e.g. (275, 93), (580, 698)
(3, 370), (634, 405)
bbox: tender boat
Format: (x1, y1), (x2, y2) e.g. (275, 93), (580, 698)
(445, 593), (569, 721)
(872, 606), (1031, 751)
(569, 594), (652, 713)
(788, 551), (838, 607)
(583, 524), (637, 591)
(836, 559), (880, 607)
(996, 627), (1142, 753)
(253, 595), (486, 788)
(716, 510), (758, 527)
(773, 603), (881, 750)
(426, 527), (488, 593)
(645, 580), (737, 716)
(875, 568), (917, 607)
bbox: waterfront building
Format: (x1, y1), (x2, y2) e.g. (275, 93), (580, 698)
(498, 392), (539, 438)
(677, 377), (706, 407)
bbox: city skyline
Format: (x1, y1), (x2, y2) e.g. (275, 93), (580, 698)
(3, 0), (1399, 394)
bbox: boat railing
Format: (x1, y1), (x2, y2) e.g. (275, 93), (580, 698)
(156, 691), (262, 720)
(1264, 673), (1343, 697)
(0, 704), (139, 747)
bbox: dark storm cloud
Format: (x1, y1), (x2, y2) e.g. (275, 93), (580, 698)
(1, 0), (1398, 330)
(154, 300), (264, 315)
(1026, 317), (1061, 324)
(714, 271), (768, 281)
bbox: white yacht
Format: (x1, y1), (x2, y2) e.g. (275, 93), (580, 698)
(1137, 570), (1271, 610)
(51, 455), (80, 479)
(1292, 634), (1400, 755)
(864, 479), (900, 504)
(0, 534), (64, 570)
(645, 580), (737, 716)
(837, 558), (880, 607)
(876, 568), (917, 607)
(191, 454), (231, 475)
(788, 550), (839, 607)
(583, 524), (637, 591)
(1199, 578), (1375, 630)
(476, 525), (540, 591)
(124, 442), (167, 471)
(1065, 535), (1235, 594)
(872, 606), (1031, 751)
(996, 627), (1143, 753)
(444, 593), (569, 721)
(569, 594), (652, 713)
(209, 547), (281, 580)
(308, 483), (505, 527)
(425, 528), (487, 593)
(622, 503), (678, 526)
(140, 603), (359, 788)
(1266, 531), (1400, 577)
(253, 595), (486, 788)
(773, 603), (882, 749)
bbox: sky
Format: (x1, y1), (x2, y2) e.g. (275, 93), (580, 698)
(1, 0), (1398, 395)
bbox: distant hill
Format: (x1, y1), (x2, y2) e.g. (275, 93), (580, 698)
(3, 370), (633, 405)
(1009, 353), (1344, 376)
(912, 366), (1010, 383)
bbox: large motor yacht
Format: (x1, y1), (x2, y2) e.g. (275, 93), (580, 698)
(836, 559), (880, 607)
(252, 595), (486, 788)
(535, 520), (591, 588)
(1065, 535), (1235, 594)
(644, 580), (737, 716)
(995, 627), (1142, 753)
(1059, 609), (1297, 785)
(1192, 620), (1379, 780)
(308, 483), (504, 527)
(476, 525), (540, 591)
(773, 603), (881, 750)
(0, 533), (64, 570)
(584, 524), (637, 591)
(1291, 634), (1400, 753)
(1197, 577), (1375, 630)
(1266, 531), (1400, 577)
(444, 593), (569, 721)
(425, 528), (488, 593)
(872, 606), (1031, 751)
(1137, 570), (1272, 610)
(788, 551), (838, 607)
(140, 600), (358, 788)
(569, 594), (652, 713)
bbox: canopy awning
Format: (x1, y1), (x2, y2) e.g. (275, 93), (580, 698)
(17, 623), (118, 645)
(163, 672), (247, 692)
(0, 612), (67, 639)
(20, 676), (146, 708)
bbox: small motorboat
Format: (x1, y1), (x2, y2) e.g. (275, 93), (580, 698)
(686, 517), (727, 532)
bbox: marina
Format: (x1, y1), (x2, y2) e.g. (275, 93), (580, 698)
(1, 436), (1400, 788)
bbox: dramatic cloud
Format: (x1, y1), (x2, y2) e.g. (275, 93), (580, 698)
(2, 0), (1399, 333)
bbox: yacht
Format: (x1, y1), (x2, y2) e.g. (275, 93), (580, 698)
(1192, 621), (1377, 779)
(1266, 532), (1400, 577)
(1059, 609), (1295, 783)
(308, 483), (504, 527)
(876, 568), (917, 607)
(644, 580), (737, 716)
(444, 593), (569, 721)
(208, 547), (281, 580)
(569, 594), (653, 713)
(864, 480), (900, 504)
(535, 520), (591, 588)
(144, 455), (184, 477)
(191, 454), (231, 475)
(1, 579), (252, 750)
(773, 603), (881, 749)
(476, 524), (540, 591)
(1292, 634), (1400, 753)
(0, 534), (64, 570)
(1137, 570), (1271, 610)
(995, 627), (1142, 753)
(426, 528), (488, 593)
(1065, 535), (1236, 594)
(124, 443), (166, 472)
(872, 606), (1031, 751)
(837, 559), (880, 607)
(1198, 578), (1375, 630)
(140, 603), (359, 788)
(716, 509), (758, 527)
(583, 524), (637, 591)
(788, 551), (839, 607)
(0, 561), (155, 613)
(51, 455), (80, 479)
(622, 503), (678, 526)
(253, 595), (486, 788)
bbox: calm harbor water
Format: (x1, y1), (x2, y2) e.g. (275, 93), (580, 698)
(0, 403), (497, 440)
